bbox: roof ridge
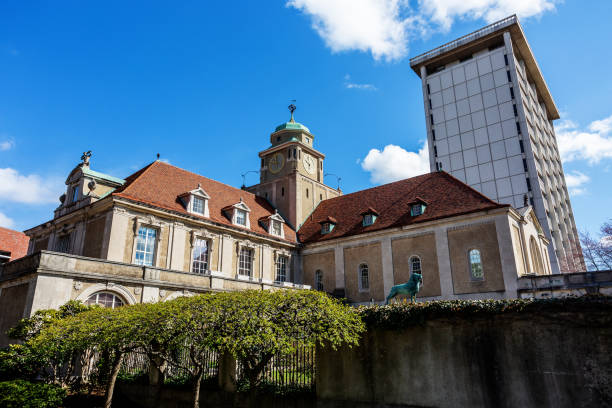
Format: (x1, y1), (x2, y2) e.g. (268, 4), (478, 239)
(113, 160), (158, 195)
(153, 161), (259, 199)
(319, 172), (435, 204)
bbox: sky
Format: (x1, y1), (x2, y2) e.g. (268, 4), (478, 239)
(0, 0), (611, 237)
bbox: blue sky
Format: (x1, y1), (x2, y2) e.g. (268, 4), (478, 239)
(0, 0), (611, 235)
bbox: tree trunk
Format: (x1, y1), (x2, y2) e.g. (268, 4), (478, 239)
(192, 369), (204, 408)
(104, 351), (124, 408)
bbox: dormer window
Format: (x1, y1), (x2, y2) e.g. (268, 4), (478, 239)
(264, 210), (286, 238)
(319, 216), (337, 235)
(180, 184), (210, 218)
(409, 198), (428, 217)
(360, 207), (379, 227)
(236, 209), (247, 226)
(411, 204), (423, 216)
(224, 199), (252, 229)
(192, 196), (204, 215)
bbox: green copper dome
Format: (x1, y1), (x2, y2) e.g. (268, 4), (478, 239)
(274, 121), (310, 133)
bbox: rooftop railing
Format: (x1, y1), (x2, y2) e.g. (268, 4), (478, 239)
(410, 15), (518, 67)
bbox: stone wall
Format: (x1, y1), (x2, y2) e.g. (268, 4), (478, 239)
(317, 310), (612, 408)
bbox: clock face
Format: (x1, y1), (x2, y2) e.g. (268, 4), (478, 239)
(268, 153), (284, 174)
(303, 154), (316, 175)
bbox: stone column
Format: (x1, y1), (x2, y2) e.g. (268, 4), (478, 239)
(435, 227), (454, 298)
(381, 237), (394, 297)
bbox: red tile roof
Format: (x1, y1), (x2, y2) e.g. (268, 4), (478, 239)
(297, 172), (508, 244)
(113, 161), (296, 242)
(0, 227), (29, 261)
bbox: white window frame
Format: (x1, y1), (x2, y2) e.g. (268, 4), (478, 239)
(358, 263), (369, 292)
(85, 291), (125, 309)
(229, 200), (251, 229)
(469, 249), (484, 281)
(321, 223), (334, 235)
(191, 196), (205, 215)
(183, 186), (210, 217)
(363, 214), (375, 226)
(238, 246), (254, 277)
(411, 204), (423, 216)
(235, 209), (247, 226)
(409, 255), (422, 275)
(134, 225), (158, 267)
(266, 211), (286, 238)
(275, 255), (289, 283)
(191, 237), (210, 274)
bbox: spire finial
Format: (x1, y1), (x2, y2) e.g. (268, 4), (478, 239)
(288, 100), (296, 123)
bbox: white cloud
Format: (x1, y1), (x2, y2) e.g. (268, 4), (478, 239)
(287, 0), (558, 61)
(556, 114), (612, 164)
(360, 142), (430, 184)
(344, 74), (377, 91)
(564, 170), (589, 196)
(0, 211), (15, 229)
(0, 139), (14, 151)
(418, 0), (558, 31)
(0, 168), (63, 204)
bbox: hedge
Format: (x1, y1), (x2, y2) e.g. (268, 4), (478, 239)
(0, 380), (65, 408)
(359, 295), (612, 330)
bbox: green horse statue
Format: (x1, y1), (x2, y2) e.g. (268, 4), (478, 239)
(385, 272), (423, 304)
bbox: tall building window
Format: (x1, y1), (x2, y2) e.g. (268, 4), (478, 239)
(358, 263), (369, 292)
(135, 226), (157, 266)
(469, 249), (484, 280)
(235, 209), (247, 226)
(315, 270), (324, 291)
(85, 292), (124, 309)
(192, 196), (204, 215)
(55, 234), (71, 254)
(410, 256), (422, 275)
(238, 247), (253, 277)
(192, 238), (209, 274)
(275, 255), (288, 282)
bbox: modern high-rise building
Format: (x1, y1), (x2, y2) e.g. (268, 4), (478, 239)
(410, 15), (583, 274)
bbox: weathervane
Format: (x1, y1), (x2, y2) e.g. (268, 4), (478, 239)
(288, 100), (296, 122)
(81, 150), (92, 166)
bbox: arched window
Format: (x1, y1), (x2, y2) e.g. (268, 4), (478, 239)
(410, 256), (421, 275)
(315, 270), (324, 291)
(469, 249), (484, 280)
(530, 237), (544, 275)
(85, 292), (125, 309)
(358, 263), (369, 292)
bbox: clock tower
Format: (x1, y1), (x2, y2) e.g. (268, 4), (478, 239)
(246, 105), (341, 230)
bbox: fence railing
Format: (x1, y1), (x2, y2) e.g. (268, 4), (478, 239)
(119, 347), (219, 381)
(236, 345), (315, 392)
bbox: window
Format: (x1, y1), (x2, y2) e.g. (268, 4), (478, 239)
(72, 186), (79, 203)
(358, 263), (369, 291)
(192, 196), (204, 215)
(321, 223), (332, 234)
(235, 209), (247, 226)
(530, 237), (545, 275)
(433, 145), (438, 157)
(410, 256), (421, 275)
(506, 70), (512, 82)
(271, 220), (282, 236)
(85, 292), (124, 309)
(363, 214), (375, 226)
(275, 255), (288, 282)
(315, 270), (324, 291)
(55, 234), (71, 254)
(238, 247), (253, 277)
(469, 249), (484, 280)
(135, 226), (157, 266)
(191, 238), (209, 274)
(306, 188), (309, 198)
(411, 204), (423, 216)
(0, 250), (10, 264)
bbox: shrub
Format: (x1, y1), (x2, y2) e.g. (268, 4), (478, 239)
(0, 380), (65, 408)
